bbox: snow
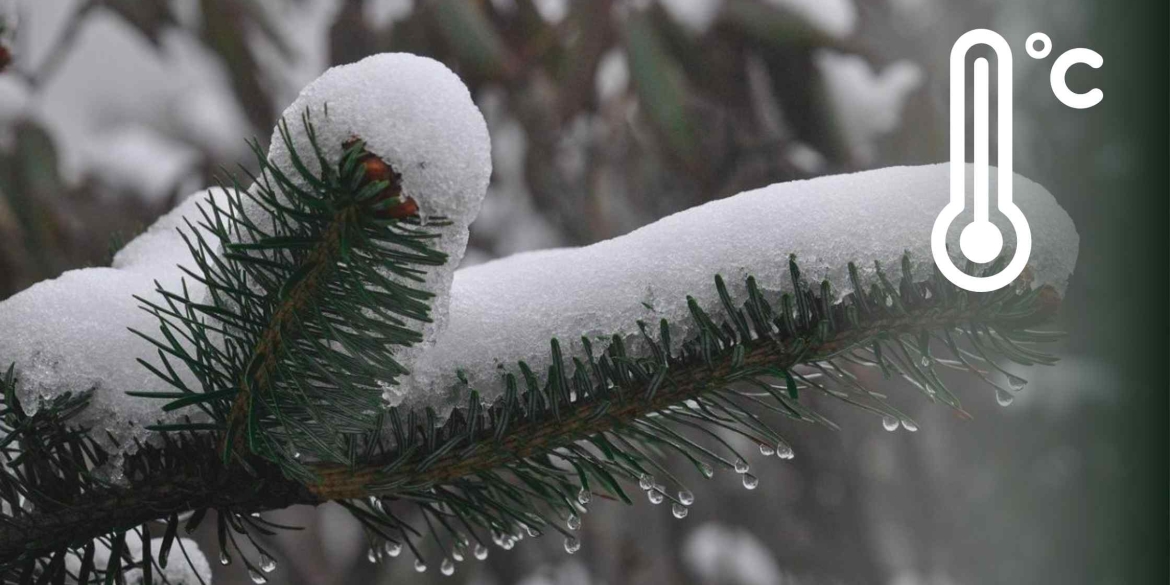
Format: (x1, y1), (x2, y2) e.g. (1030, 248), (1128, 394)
(683, 523), (783, 585)
(764, 0), (857, 39)
(243, 53), (491, 406)
(658, 0), (723, 34)
(0, 189), (226, 461)
(64, 531), (213, 584)
(815, 51), (923, 164)
(401, 164), (1079, 412)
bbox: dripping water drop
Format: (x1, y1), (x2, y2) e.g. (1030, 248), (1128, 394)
(678, 490), (694, 506)
(577, 488), (592, 506)
(734, 458), (750, 474)
(1007, 374), (1027, 391)
(901, 418), (919, 432)
(249, 569), (267, 584)
(742, 473), (759, 490)
(882, 415), (900, 432)
(672, 503), (689, 519)
(474, 544), (489, 561)
(759, 444), (775, 456)
(441, 558), (455, 576)
(996, 388), (1015, 406)
(259, 554), (276, 573)
(414, 558), (427, 573)
(384, 542), (402, 557)
(564, 537), (581, 554)
(567, 514), (581, 530)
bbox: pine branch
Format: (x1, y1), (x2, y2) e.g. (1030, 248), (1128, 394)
(0, 113), (1065, 582)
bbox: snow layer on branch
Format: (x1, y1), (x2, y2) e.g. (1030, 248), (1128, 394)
(402, 164), (1079, 412)
(0, 189), (228, 459)
(254, 53), (490, 403)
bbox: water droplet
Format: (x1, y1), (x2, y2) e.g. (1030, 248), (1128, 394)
(414, 558), (427, 573)
(567, 514), (581, 530)
(638, 474), (654, 490)
(920, 355), (930, 367)
(734, 458), (750, 474)
(577, 488), (592, 506)
(900, 418), (919, 432)
(250, 512), (261, 518)
(699, 462), (714, 478)
(525, 524), (539, 537)
(882, 415), (900, 432)
(384, 542), (402, 557)
(564, 537), (581, 554)
(501, 538), (515, 551)
(441, 558), (455, 576)
(249, 569), (267, 584)
(367, 547), (378, 563)
(776, 444), (795, 460)
(474, 544), (489, 561)
(452, 548), (464, 562)
(672, 503), (689, 519)
(678, 490), (694, 506)
(648, 489), (664, 505)
(259, 554), (276, 573)
(759, 443), (775, 456)
(292, 451), (301, 460)
(219, 550), (231, 566)
(742, 473), (759, 490)
(996, 388), (1015, 406)
(1007, 374), (1027, 391)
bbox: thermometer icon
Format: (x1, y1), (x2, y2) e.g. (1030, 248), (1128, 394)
(932, 29), (1102, 292)
(932, 29), (1029, 292)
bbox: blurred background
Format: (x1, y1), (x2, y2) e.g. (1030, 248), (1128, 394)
(0, 0), (1163, 584)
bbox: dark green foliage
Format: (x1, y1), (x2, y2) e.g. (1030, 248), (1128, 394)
(127, 112), (449, 482)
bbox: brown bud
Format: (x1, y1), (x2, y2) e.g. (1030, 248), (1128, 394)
(342, 137), (417, 219)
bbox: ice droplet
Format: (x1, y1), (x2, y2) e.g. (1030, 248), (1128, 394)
(759, 443), (775, 456)
(474, 544), (489, 560)
(699, 462), (714, 478)
(996, 388), (1015, 406)
(249, 569), (268, 584)
(638, 474), (654, 490)
(734, 458), (750, 474)
(577, 488), (592, 506)
(901, 418), (919, 432)
(564, 537), (581, 554)
(219, 550), (231, 566)
(776, 443), (795, 460)
(384, 541), (402, 557)
(1007, 374), (1027, 391)
(648, 489), (664, 505)
(672, 503), (689, 519)
(678, 490), (695, 506)
(441, 558), (455, 576)
(414, 558), (428, 573)
(882, 415), (900, 432)
(742, 473), (759, 490)
(259, 554), (277, 573)
(567, 514), (582, 530)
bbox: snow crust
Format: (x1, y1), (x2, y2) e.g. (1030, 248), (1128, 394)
(253, 53), (491, 406)
(402, 164), (1079, 412)
(0, 190), (227, 458)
